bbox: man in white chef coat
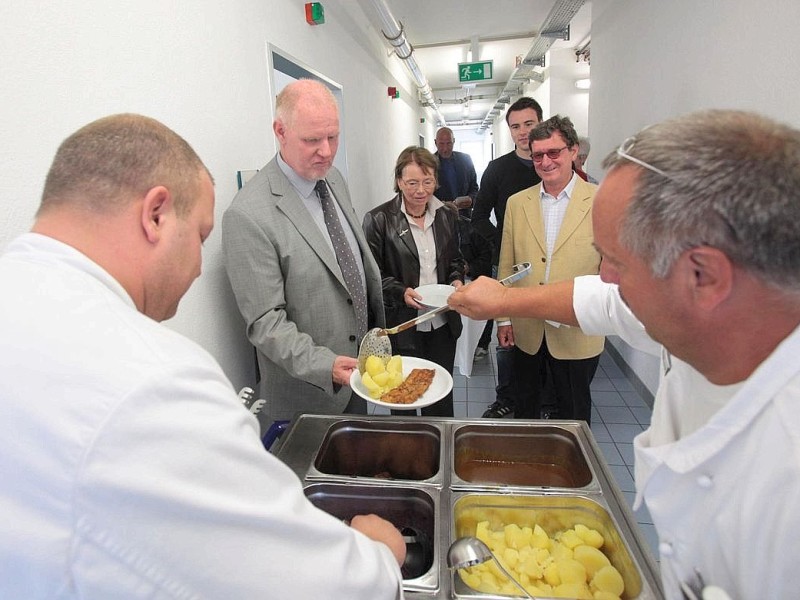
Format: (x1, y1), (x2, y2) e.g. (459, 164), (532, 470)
(449, 109), (800, 599)
(0, 113), (405, 599)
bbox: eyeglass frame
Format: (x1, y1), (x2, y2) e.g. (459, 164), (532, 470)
(615, 136), (672, 178)
(531, 145), (570, 163)
(400, 178), (437, 190)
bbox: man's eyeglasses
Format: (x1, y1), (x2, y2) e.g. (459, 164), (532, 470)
(402, 179), (436, 190)
(616, 136), (671, 178)
(532, 146), (568, 163)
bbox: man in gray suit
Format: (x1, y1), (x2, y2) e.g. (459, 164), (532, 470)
(222, 79), (384, 424)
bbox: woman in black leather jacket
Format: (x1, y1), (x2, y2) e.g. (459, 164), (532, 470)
(362, 146), (466, 417)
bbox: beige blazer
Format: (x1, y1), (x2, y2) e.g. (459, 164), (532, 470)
(498, 177), (604, 359)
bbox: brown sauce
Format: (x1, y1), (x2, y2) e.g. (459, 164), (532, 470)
(458, 459), (576, 487)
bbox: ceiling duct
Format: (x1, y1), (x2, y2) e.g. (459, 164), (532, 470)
(478, 0), (585, 132)
(370, 0), (447, 126)
(437, 93), (497, 105)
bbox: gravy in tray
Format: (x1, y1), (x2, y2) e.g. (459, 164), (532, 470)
(457, 457), (577, 487)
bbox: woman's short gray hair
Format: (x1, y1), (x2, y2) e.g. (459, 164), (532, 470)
(602, 109), (800, 293)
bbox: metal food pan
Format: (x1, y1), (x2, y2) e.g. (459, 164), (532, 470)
(450, 492), (659, 599)
(312, 419), (442, 483)
(451, 423), (597, 491)
(275, 415), (446, 487)
(304, 482), (440, 593)
(273, 415), (662, 599)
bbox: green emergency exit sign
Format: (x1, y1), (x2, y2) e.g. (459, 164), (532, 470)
(458, 60), (493, 82)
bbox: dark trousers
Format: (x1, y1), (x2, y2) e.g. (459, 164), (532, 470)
(495, 345), (516, 407)
(488, 263), (520, 411)
(391, 324), (456, 417)
(512, 340), (600, 424)
(480, 317), (518, 410)
(478, 319), (493, 349)
(344, 392), (368, 415)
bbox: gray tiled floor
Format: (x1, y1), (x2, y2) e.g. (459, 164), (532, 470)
(367, 339), (660, 561)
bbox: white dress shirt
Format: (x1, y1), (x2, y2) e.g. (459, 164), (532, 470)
(403, 197), (446, 331)
(539, 173), (578, 282)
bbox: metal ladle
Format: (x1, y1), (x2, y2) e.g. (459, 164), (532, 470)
(447, 537), (533, 599)
(357, 262), (531, 372)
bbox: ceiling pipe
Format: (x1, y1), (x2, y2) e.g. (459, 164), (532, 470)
(437, 94), (497, 105)
(369, 0), (447, 127)
(478, 0), (586, 132)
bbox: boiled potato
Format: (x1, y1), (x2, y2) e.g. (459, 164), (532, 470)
(360, 372), (382, 399)
(459, 569), (481, 589)
(559, 528), (584, 549)
(590, 565), (625, 597)
(543, 562), (561, 587)
(364, 355), (385, 377)
(518, 555), (543, 579)
(550, 541), (574, 562)
(558, 558), (587, 584)
(475, 520), (491, 544)
(459, 519), (624, 599)
(388, 371), (403, 389)
(575, 524), (605, 549)
(386, 355), (402, 373)
(574, 544), (611, 578)
(502, 547), (520, 569)
(531, 523), (550, 549)
(372, 371), (390, 387)
(360, 354), (404, 397)
(554, 581), (593, 599)
(593, 592), (622, 600)
(534, 582), (554, 596)
(478, 570), (499, 591)
(505, 523), (530, 549)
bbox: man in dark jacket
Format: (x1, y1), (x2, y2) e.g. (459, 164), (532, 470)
(434, 127), (483, 318)
(434, 127), (479, 218)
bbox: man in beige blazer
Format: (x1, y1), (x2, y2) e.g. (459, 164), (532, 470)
(498, 115), (604, 423)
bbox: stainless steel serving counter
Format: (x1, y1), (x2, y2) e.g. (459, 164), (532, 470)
(273, 414), (663, 599)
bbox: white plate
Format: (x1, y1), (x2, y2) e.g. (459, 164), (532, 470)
(350, 356), (453, 410)
(414, 284), (455, 309)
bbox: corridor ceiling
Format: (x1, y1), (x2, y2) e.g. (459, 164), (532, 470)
(360, 0), (592, 129)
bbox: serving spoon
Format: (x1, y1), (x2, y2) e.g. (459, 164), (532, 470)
(357, 262), (531, 372)
(447, 537), (532, 598)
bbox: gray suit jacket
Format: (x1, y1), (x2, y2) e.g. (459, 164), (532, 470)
(222, 157), (385, 422)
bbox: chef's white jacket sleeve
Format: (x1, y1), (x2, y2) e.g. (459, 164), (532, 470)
(572, 274), (660, 356)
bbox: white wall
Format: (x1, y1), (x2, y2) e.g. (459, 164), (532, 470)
(591, 0), (800, 161)
(549, 48), (591, 138)
(0, 0), (423, 391)
(589, 0), (800, 394)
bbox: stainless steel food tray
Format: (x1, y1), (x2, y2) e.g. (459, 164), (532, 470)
(273, 414), (663, 599)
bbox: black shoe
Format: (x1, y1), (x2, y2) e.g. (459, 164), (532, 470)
(482, 401), (514, 418)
